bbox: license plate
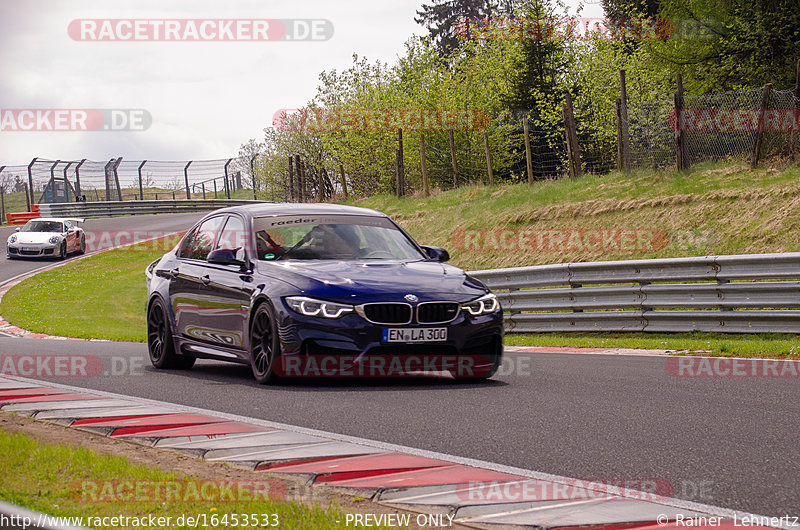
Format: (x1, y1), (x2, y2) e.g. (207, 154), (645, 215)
(382, 327), (447, 343)
(23, 247), (39, 252)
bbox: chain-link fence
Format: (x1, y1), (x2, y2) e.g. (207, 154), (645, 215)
(0, 157), (258, 208)
(625, 86), (800, 170)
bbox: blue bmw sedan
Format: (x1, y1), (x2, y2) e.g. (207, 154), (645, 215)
(145, 203), (503, 383)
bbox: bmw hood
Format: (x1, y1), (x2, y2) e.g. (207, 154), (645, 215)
(10, 232), (61, 245)
(260, 260), (487, 302)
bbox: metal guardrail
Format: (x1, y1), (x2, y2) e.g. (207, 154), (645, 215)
(38, 199), (263, 219)
(470, 253), (800, 333)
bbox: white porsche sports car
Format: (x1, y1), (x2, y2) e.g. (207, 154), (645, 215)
(6, 217), (86, 259)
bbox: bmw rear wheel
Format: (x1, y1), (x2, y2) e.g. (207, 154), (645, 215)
(147, 298), (195, 370)
(249, 303), (281, 384)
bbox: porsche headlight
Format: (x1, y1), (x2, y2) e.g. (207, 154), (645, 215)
(48, 236), (61, 245)
(286, 296), (354, 319)
(8, 235), (16, 244)
(462, 293), (499, 316)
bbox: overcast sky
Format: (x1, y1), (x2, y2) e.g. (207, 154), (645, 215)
(0, 0), (602, 166)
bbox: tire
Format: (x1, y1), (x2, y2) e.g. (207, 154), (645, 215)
(58, 241), (67, 260)
(77, 234), (86, 254)
(147, 298), (195, 370)
(249, 303), (281, 384)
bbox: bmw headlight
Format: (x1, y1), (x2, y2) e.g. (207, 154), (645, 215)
(8, 235), (16, 244)
(286, 296), (354, 318)
(462, 293), (500, 316)
(48, 236), (61, 245)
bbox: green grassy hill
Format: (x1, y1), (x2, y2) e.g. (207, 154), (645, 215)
(348, 161), (800, 271)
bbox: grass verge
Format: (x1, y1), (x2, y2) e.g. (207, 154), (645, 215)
(0, 239), (177, 342)
(506, 333), (800, 359)
(348, 160), (800, 271)
(0, 426), (398, 530)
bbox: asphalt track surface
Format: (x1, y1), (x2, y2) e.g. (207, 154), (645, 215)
(0, 213), (798, 519)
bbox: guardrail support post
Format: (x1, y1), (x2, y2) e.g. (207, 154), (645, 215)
(24, 182), (30, 211)
(27, 158), (37, 209)
(184, 161), (192, 199)
(75, 158), (85, 198)
(213, 179), (218, 199)
(138, 160), (147, 200)
(223, 159), (232, 200)
(202, 182), (206, 199)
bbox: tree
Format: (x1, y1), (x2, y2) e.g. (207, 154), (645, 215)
(650, 0), (800, 91)
(415, 0), (515, 57)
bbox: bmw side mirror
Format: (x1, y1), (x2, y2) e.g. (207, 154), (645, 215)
(421, 245), (449, 263)
(207, 248), (246, 267)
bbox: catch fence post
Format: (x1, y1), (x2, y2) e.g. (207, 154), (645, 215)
(751, 84), (773, 169)
(75, 159), (85, 197)
(184, 161), (192, 199)
(137, 160), (147, 200)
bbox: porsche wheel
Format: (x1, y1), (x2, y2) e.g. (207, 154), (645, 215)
(147, 298), (195, 370)
(58, 241), (67, 260)
(249, 303), (281, 384)
(77, 233), (86, 254)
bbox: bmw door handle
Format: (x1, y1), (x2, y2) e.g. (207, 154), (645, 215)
(201, 275), (211, 285)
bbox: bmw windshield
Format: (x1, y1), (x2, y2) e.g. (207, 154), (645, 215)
(253, 214), (425, 261)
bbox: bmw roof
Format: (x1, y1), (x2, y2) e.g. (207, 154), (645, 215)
(211, 202), (386, 218)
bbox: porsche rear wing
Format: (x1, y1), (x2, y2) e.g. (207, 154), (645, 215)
(65, 218), (85, 225)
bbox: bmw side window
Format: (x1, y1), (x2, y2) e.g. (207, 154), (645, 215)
(176, 227), (199, 258)
(215, 216), (247, 255)
(178, 217), (224, 261)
